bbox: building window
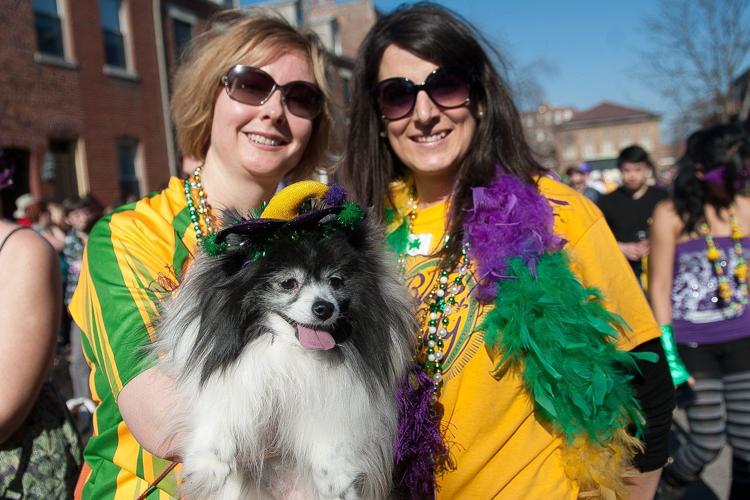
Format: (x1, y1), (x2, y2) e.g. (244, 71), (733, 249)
(640, 139), (652, 152)
(100, 0), (128, 68)
(117, 138), (140, 202)
(168, 6), (197, 64)
(601, 140), (614, 156)
(33, 0), (65, 58)
(582, 143), (595, 158)
(172, 18), (192, 62)
(563, 145), (577, 160)
(44, 139), (79, 200)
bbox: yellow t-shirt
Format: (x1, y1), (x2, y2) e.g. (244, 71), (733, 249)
(390, 176), (660, 499)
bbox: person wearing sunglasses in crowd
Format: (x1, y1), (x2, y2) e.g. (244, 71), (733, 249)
(68, 11), (330, 499)
(341, 3), (674, 499)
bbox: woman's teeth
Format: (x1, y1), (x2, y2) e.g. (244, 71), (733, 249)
(415, 131), (448, 143)
(248, 133), (281, 146)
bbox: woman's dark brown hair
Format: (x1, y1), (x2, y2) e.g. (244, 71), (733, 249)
(340, 2), (541, 261)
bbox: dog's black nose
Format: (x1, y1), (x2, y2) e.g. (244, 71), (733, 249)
(312, 299), (334, 320)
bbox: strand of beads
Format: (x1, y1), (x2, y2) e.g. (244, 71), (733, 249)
(700, 210), (749, 315)
(397, 190), (419, 275)
(184, 165), (216, 244)
(421, 239), (471, 402)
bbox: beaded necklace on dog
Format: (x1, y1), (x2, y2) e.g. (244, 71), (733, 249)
(398, 188), (471, 402)
(183, 165), (217, 244)
(699, 209), (749, 314)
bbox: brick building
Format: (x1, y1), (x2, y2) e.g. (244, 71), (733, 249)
(554, 101), (669, 173)
(0, 0), (234, 217)
(521, 103), (575, 169)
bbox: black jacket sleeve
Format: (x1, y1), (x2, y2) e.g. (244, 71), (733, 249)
(630, 337), (676, 471)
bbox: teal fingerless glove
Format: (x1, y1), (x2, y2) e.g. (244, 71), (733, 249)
(660, 324), (690, 386)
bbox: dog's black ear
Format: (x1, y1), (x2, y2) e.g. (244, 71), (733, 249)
(344, 210), (381, 254)
(186, 257), (264, 385)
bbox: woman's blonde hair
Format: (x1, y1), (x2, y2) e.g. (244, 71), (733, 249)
(171, 9), (332, 181)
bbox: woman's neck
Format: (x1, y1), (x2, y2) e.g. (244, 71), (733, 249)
(412, 175), (455, 209)
(199, 154), (280, 215)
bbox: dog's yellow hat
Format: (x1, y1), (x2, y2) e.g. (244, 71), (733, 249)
(260, 181), (330, 220)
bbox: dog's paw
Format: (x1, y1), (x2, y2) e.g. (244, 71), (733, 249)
(312, 465), (361, 500)
(182, 454), (232, 496)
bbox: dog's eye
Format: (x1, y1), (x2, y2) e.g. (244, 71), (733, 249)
(329, 276), (344, 290)
(280, 278), (299, 291)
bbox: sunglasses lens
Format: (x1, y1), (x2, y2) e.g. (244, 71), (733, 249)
(376, 79), (416, 120)
(284, 82), (323, 119)
(428, 69), (471, 108)
(226, 67), (275, 105)
(225, 66), (322, 120)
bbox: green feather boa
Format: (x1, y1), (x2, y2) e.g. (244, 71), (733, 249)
(481, 252), (656, 443)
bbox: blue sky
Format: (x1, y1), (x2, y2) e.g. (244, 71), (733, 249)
(370, 0), (660, 115)
(239, 0), (741, 121)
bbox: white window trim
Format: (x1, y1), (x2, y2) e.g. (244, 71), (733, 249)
(116, 137), (144, 198)
(135, 140), (145, 195)
(120, 0), (135, 72)
(100, 0), (136, 74)
(168, 5), (197, 25)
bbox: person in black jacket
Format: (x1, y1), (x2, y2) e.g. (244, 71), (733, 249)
(597, 145), (668, 283)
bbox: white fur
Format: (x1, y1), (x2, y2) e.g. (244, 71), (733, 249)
(153, 252), (414, 499)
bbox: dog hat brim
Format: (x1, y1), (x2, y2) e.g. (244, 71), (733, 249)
(214, 181), (347, 244)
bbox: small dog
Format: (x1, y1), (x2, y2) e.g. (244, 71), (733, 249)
(152, 194), (416, 499)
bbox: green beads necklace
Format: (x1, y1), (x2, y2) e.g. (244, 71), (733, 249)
(401, 190), (471, 402)
(184, 165), (216, 244)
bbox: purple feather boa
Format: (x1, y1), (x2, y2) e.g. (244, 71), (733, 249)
(392, 171), (565, 496)
(394, 368), (448, 500)
(463, 173), (564, 302)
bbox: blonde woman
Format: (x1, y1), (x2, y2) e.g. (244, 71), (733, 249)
(69, 11), (331, 499)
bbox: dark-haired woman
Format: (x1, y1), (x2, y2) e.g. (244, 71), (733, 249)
(650, 124), (750, 499)
(341, 2), (674, 498)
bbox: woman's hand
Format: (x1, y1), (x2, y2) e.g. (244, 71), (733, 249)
(118, 367), (187, 461)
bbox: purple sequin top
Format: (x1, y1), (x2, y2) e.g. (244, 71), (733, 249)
(672, 237), (750, 344)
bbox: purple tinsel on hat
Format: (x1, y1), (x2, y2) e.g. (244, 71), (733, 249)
(463, 173), (564, 302)
(324, 185), (347, 206)
(394, 367), (448, 500)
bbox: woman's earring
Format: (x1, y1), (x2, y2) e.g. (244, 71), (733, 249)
(477, 109), (484, 118)
(379, 130), (386, 138)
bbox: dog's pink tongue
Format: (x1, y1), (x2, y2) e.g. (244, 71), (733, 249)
(296, 325), (336, 350)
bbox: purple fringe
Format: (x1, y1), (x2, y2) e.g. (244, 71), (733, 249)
(395, 367), (447, 500)
(0, 168), (12, 191)
(463, 173), (564, 302)
(324, 185), (347, 206)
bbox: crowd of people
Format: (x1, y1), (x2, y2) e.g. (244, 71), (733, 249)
(1, 2), (749, 499)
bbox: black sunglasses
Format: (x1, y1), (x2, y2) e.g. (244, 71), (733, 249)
(221, 65), (324, 120)
(374, 66), (472, 120)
